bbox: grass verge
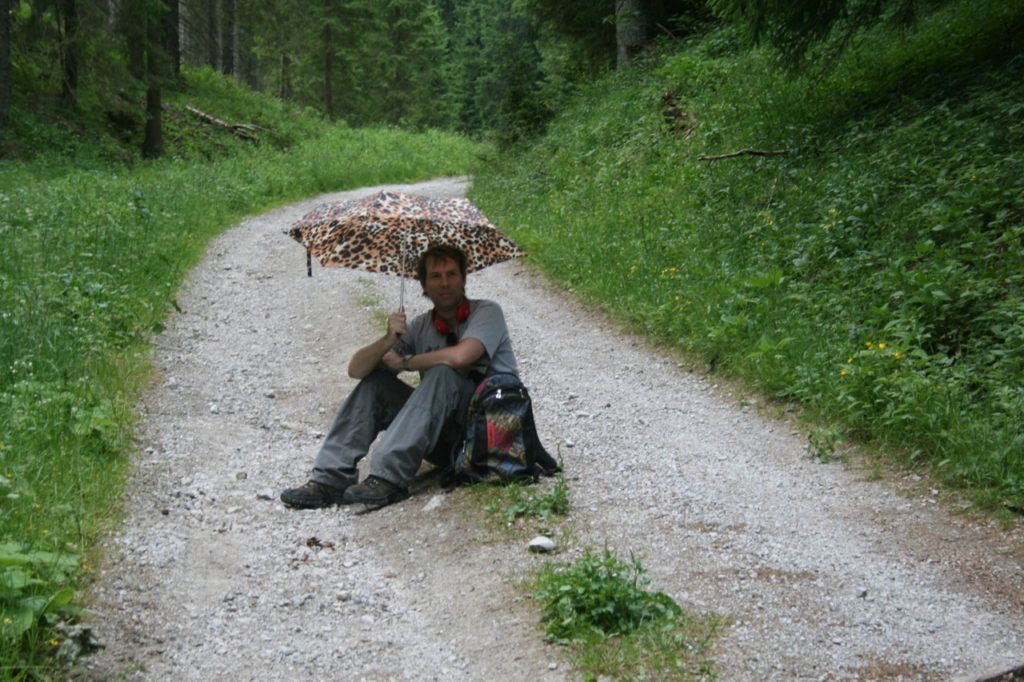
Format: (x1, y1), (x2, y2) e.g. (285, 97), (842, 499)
(471, 0), (1024, 512)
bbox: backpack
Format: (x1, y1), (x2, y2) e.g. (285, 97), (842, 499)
(452, 373), (560, 484)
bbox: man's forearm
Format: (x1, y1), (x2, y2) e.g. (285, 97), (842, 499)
(403, 338), (485, 374)
(348, 334), (396, 379)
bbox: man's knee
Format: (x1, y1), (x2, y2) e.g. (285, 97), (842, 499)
(419, 365), (462, 386)
(352, 369), (405, 397)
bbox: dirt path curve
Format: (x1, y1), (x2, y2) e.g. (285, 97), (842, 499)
(82, 178), (1024, 681)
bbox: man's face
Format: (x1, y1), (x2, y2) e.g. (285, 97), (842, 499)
(422, 256), (466, 311)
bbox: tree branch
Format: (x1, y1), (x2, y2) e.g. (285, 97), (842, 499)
(185, 104), (260, 142)
(699, 148), (790, 162)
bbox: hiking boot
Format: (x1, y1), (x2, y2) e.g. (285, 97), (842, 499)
(280, 481), (348, 509)
(341, 475), (409, 507)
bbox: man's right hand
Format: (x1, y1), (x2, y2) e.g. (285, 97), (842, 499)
(387, 311), (408, 340)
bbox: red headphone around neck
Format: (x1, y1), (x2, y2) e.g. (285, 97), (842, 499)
(432, 299), (471, 335)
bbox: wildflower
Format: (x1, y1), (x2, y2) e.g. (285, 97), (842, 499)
(894, 351), (904, 361)
(3, 617), (11, 625)
(50, 638), (60, 647)
(839, 369), (850, 377)
(878, 342), (887, 350)
(865, 341), (874, 350)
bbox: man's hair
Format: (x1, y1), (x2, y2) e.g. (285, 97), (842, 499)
(415, 243), (468, 285)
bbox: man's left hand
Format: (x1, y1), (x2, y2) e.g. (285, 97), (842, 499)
(382, 349), (404, 373)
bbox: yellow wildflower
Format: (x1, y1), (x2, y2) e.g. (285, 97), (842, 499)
(839, 369), (850, 377)
(878, 342), (887, 350)
(865, 341), (874, 350)
(894, 351), (904, 361)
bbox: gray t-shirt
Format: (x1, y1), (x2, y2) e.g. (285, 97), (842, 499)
(395, 299), (518, 378)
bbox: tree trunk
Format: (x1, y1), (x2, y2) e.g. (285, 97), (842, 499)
(143, 84), (163, 158)
(207, 0), (220, 69)
(179, 0), (189, 60)
(231, 0), (240, 83)
(164, 0), (181, 80)
(615, 0), (647, 70)
(279, 54), (292, 100)
(220, 0), (234, 76)
(60, 0), (80, 107)
(125, 0), (146, 80)
(0, 0), (9, 130)
(323, 25), (334, 120)
(143, 8), (165, 158)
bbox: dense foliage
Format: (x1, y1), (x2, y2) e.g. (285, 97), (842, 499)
(473, 0), (1024, 508)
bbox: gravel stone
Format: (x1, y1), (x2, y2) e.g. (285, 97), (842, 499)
(79, 178), (1024, 681)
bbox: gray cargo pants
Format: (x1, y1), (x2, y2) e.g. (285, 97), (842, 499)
(309, 366), (475, 489)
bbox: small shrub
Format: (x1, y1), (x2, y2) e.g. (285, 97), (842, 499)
(0, 543), (79, 648)
(490, 475), (569, 525)
(534, 547), (681, 644)
(534, 548), (720, 680)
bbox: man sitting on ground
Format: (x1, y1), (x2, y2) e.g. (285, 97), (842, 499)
(280, 243), (520, 508)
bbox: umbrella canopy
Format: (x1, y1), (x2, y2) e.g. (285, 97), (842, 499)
(289, 191), (525, 281)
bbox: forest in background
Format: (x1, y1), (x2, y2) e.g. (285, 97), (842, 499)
(0, 0), (717, 157)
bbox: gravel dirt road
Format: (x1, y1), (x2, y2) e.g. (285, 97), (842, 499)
(81, 177), (1024, 681)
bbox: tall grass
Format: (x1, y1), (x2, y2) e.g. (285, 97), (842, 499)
(473, 0), (1024, 508)
(0, 123), (483, 675)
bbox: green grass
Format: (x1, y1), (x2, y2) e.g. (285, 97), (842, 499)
(0, 70), (485, 675)
(470, 473), (571, 536)
(472, 0), (1024, 510)
(533, 548), (720, 680)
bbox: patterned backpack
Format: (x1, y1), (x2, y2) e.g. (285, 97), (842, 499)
(452, 373), (559, 484)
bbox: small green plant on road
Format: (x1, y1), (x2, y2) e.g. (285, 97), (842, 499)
(534, 547), (719, 680)
(476, 474), (570, 532)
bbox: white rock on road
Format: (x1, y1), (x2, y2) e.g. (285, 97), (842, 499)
(80, 177), (1024, 681)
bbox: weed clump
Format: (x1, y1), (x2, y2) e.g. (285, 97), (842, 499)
(534, 548), (719, 680)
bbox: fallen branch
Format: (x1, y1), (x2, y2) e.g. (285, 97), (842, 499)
(699, 148), (789, 162)
(185, 105), (260, 142)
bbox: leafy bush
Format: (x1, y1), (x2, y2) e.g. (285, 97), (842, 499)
(0, 544), (79, 643)
(534, 548), (719, 680)
(535, 548), (681, 644)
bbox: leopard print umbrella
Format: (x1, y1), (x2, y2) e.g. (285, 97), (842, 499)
(289, 191), (526, 278)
